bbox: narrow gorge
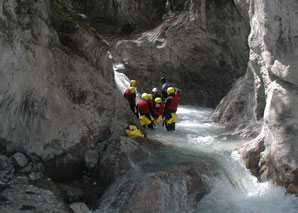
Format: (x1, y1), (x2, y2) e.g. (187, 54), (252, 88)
(0, 0), (298, 212)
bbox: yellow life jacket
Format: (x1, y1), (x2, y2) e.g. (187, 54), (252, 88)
(150, 114), (155, 121)
(125, 125), (144, 137)
(139, 115), (152, 126)
(156, 115), (163, 123)
(167, 113), (178, 124)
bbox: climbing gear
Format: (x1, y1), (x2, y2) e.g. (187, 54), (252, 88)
(126, 125), (144, 137)
(167, 113), (178, 124)
(129, 87), (135, 94)
(130, 80), (136, 87)
(139, 115), (152, 126)
(147, 94), (153, 100)
(167, 87), (175, 95)
(141, 93), (148, 101)
(155, 97), (162, 104)
(152, 88), (158, 93)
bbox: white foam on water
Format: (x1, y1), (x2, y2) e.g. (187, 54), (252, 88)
(149, 105), (298, 213)
(113, 67), (141, 102)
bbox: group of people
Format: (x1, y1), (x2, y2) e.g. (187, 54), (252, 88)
(124, 77), (181, 131)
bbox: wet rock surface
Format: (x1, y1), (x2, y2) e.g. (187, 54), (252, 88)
(0, 184), (72, 212)
(1, 0), (298, 210)
(213, 0), (298, 194)
(97, 160), (211, 212)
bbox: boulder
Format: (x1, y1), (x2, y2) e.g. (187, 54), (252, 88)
(11, 152), (28, 168)
(97, 161), (210, 212)
(0, 184), (72, 212)
(96, 136), (157, 186)
(0, 155), (13, 172)
(69, 202), (89, 213)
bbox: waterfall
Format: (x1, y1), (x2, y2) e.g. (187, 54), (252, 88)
(113, 63), (140, 102)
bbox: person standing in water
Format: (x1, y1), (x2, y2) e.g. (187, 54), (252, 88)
(155, 97), (164, 123)
(160, 77), (171, 101)
(137, 93), (154, 129)
(152, 87), (161, 101)
(163, 87), (181, 131)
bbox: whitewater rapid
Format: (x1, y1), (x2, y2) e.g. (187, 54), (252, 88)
(148, 106), (298, 213)
(112, 70), (298, 212)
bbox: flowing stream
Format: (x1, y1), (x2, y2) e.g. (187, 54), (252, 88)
(112, 70), (298, 212)
(148, 106), (298, 213)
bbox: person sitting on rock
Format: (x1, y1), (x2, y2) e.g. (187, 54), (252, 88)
(137, 93), (153, 129)
(163, 87), (181, 131)
(155, 97), (164, 123)
(160, 77), (171, 101)
(124, 86), (137, 115)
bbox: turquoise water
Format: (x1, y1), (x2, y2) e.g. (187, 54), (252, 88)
(147, 105), (298, 213)
(112, 71), (298, 212)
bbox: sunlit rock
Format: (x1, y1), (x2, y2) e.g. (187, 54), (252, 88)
(214, 0), (298, 194)
(0, 0), (134, 161)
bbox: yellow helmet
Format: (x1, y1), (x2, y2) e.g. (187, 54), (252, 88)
(167, 87), (175, 95)
(129, 87), (135, 94)
(141, 93), (148, 101)
(155, 97), (162, 104)
(130, 80), (136, 87)
(147, 94), (153, 100)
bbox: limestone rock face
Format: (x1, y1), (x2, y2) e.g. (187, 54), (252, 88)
(0, 0), (133, 160)
(70, 0), (167, 34)
(213, 0), (298, 193)
(110, 0), (250, 107)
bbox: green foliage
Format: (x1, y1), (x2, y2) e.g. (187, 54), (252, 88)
(51, 0), (72, 22)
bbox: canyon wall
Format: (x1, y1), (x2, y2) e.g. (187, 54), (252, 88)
(213, 0), (298, 193)
(0, 0), (134, 160)
(109, 0), (250, 107)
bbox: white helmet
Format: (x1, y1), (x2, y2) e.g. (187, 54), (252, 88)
(152, 88), (158, 93)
